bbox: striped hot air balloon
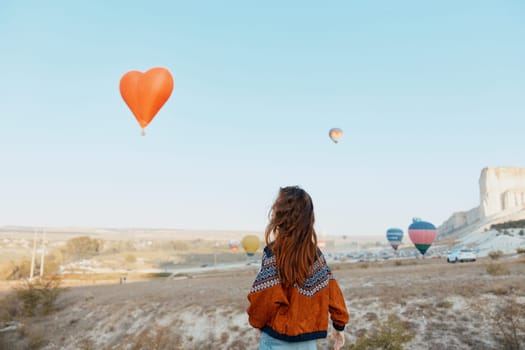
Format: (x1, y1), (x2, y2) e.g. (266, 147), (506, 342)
(386, 228), (404, 251)
(408, 218), (437, 255)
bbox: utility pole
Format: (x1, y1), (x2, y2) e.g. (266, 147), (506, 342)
(30, 228), (38, 280)
(39, 229), (46, 277)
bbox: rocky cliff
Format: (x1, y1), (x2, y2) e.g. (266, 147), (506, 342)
(438, 167), (525, 237)
(480, 167), (525, 219)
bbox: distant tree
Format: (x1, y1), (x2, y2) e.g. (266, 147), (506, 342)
(170, 240), (189, 251)
(0, 255), (60, 281)
(63, 236), (103, 261)
(106, 240), (135, 254)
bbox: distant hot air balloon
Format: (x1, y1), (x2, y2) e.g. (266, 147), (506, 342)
(386, 228), (404, 251)
(229, 240), (240, 251)
(120, 67), (174, 135)
(408, 218), (437, 255)
(241, 235), (260, 257)
(329, 128), (343, 143)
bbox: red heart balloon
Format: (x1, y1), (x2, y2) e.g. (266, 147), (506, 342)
(120, 67), (174, 131)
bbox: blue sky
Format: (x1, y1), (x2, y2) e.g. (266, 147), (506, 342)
(0, 1), (524, 235)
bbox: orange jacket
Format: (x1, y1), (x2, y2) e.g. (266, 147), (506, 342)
(247, 246), (349, 342)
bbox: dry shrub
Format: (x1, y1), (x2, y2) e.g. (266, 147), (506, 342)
(348, 314), (414, 350)
(516, 247), (525, 254)
(488, 250), (504, 260)
(0, 326), (47, 350)
(0, 332), (18, 350)
(0, 292), (20, 322)
(228, 339), (248, 350)
(486, 263), (510, 276)
(359, 263), (369, 269)
(130, 327), (183, 350)
(78, 339), (95, 350)
(26, 328), (47, 350)
(364, 312), (379, 322)
(390, 260), (417, 268)
(13, 276), (63, 317)
(489, 284), (512, 296)
(435, 300), (453, 309)
(490, 299), (525, 349)
(170, 240), (190, 251)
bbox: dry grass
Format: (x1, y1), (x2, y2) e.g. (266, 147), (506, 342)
(486, 299), (525, 349)
(0, 325), (48, 350)
(0, 276), (63, 321)
(488, 284), (513, 296)
(1, 256), (524, 349)
(128, 326), (184, 350)
(486, 263), (511, 276)
(488, 250), (504, 260)
(348, 314), (414, 350)
(435, 299), (453, 309)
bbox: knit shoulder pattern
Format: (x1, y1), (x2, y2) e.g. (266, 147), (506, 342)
(250, 247), (280, 293)
(250, 246), (333, 297)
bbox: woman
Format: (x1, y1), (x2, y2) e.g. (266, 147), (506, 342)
(247, 186), (349, 350)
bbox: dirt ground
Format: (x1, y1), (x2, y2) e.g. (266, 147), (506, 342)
(1, 257), (524, 349)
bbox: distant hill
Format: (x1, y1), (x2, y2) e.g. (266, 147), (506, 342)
(0, 226), (263, 241)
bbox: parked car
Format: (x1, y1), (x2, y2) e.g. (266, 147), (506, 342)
(447, 248), (476, 263)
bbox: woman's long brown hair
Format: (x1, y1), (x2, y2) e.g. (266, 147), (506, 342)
(265, 186), (319, 287)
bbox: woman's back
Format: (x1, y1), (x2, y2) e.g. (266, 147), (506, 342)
(247, 186), (348, 349)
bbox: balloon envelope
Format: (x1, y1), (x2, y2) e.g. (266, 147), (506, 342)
(120, 67), (174, 131)
(408, 219), (436, 255)
(329, 128), (343, 143)
(241, 235), (260, 256)
(386, 228), (404, 250)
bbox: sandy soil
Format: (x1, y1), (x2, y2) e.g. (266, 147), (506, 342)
(1, 257), (524, 349)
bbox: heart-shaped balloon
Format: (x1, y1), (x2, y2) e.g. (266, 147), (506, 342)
(329, 128), (343, 143)
(120, 67), (174, 132)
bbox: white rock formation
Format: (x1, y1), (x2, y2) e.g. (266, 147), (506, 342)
(439, 207), (480, 235)
(438, 167), (525, 237)
(480, 167), (525, 219)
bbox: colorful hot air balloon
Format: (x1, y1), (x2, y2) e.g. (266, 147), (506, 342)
(329, 128), (343, 143)
(408, 218), (437, 255)
(241, 235), (260, 257)
(120, 67), (174, 135)
(229, 240), (240, 251)
(386, 228), (404, 251)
